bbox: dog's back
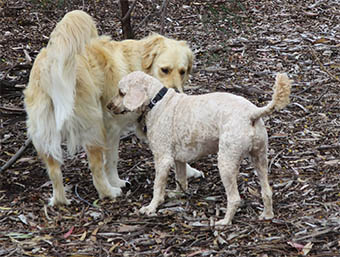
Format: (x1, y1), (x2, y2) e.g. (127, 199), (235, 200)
(24, 10), (98, 162)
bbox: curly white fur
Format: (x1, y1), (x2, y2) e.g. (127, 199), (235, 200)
(110, 71), (292, 226)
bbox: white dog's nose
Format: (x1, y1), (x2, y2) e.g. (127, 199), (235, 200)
(107, 102), (124, 114)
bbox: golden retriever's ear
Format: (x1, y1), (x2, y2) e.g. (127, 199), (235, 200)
(142, 35), (164, 71)
(123, 84), (147, 111)
(187, 48), (193, 75)
(180, 40), (194, 75)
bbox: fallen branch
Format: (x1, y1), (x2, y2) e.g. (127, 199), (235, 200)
(160, 0), (168, 34)
(316, 144), (340, 151)
(0, 138), (32, 172)
(0, 133), (136, 172)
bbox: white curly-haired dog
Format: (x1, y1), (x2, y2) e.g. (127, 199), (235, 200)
(108, 71), (291, 226)
(24, 10), (201, 206)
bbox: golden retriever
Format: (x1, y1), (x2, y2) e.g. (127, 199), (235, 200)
(24, 10), (198, 206)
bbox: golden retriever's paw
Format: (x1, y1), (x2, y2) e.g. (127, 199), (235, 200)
(49, 196), (71, 206)
(99, 186), (122, 200)
(186, 164), (205, 179)
(215, 218), (231, 227)
(259, 211), (274, 221)
(139, 205), (157, 216)
(109, 178), (130, 188)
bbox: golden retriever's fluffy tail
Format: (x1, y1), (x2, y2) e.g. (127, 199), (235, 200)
(251, 73), (291, 121)
(44, 10), (98, 130)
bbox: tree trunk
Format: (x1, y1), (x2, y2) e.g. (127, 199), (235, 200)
(119, 0), (134, 39)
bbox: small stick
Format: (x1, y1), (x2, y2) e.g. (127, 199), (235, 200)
(308, 45), (340, 82)
(0, 138), (32, 172)
(160, 0), (168, 34)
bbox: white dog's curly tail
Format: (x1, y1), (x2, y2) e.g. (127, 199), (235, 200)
(44, 10), (98, 131)
(251, 73), (291, 121)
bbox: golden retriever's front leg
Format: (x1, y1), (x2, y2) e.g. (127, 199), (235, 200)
(140, 156), (172, 215)
(86, 146), (122, 199)
(41, 154), (70, 206)
(103, 114), (130, 188)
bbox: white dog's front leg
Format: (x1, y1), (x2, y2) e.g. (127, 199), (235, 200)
(140, 157), (172, 215)
(186, 163), (204, 178)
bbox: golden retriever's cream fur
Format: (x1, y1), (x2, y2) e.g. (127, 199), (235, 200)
(24, 10), (196, 206)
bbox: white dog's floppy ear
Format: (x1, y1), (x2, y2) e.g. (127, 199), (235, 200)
(142, 34), (164, 71)
(123, 84), (148, 111)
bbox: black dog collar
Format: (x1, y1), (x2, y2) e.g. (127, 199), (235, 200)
(148, 87), (168, 109)
(138, 87), (168, 134)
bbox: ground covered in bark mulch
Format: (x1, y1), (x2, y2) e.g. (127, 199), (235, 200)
(1, 0), (340, 256)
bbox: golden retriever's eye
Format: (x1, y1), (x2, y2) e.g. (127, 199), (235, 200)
(179, 69), (186, 76)
(161, 67), (169, 74)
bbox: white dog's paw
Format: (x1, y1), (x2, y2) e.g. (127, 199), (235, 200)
(259, 211), (274, 220)
(186, 164), (205, 179)
(99, 186), (122, 200)
(139, 205), (157, 216)
(215, 218), (231, 227)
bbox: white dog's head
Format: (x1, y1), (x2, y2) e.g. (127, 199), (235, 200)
(142, 33), (193, 93)
(108, 71), (164, 114)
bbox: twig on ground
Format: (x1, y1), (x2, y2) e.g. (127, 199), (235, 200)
(0, 138), (32, 172)
(0, 132), (136, 172)
(308, 45), (340, 82)
(316, 144), (340, 151)
(268, 149), (285, 174)
(74, 184), (97, 208)
(175, 179), (192, 198)
(160, 0), (168, 34)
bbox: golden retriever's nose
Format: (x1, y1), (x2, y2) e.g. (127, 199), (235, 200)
(171, 84), (183, 93)
(176, 87), (184, 93)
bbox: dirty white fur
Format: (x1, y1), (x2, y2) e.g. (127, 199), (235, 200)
(109, 71), (291, 226)
(24, 10), (200, 206)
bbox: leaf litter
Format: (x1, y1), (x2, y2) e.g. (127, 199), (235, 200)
(1, 0), (340, 256)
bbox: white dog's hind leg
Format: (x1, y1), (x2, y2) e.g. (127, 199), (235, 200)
(175, 161), (188, 191)
(86, 146), (122, 199)
(251, 148), (274, 220)
(215, 149), (242, 226)
(140, 156), (172, 215)
(41, 154), (70, 206)
(167, 161), (187, 198)
(185, 163), (204, 178)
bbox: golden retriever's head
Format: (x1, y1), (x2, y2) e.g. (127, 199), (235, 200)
(142, 33), (193, 92)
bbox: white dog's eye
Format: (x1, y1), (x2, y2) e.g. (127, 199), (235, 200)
(119, 90), (125, 97)
(161, 67), (169, 74)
